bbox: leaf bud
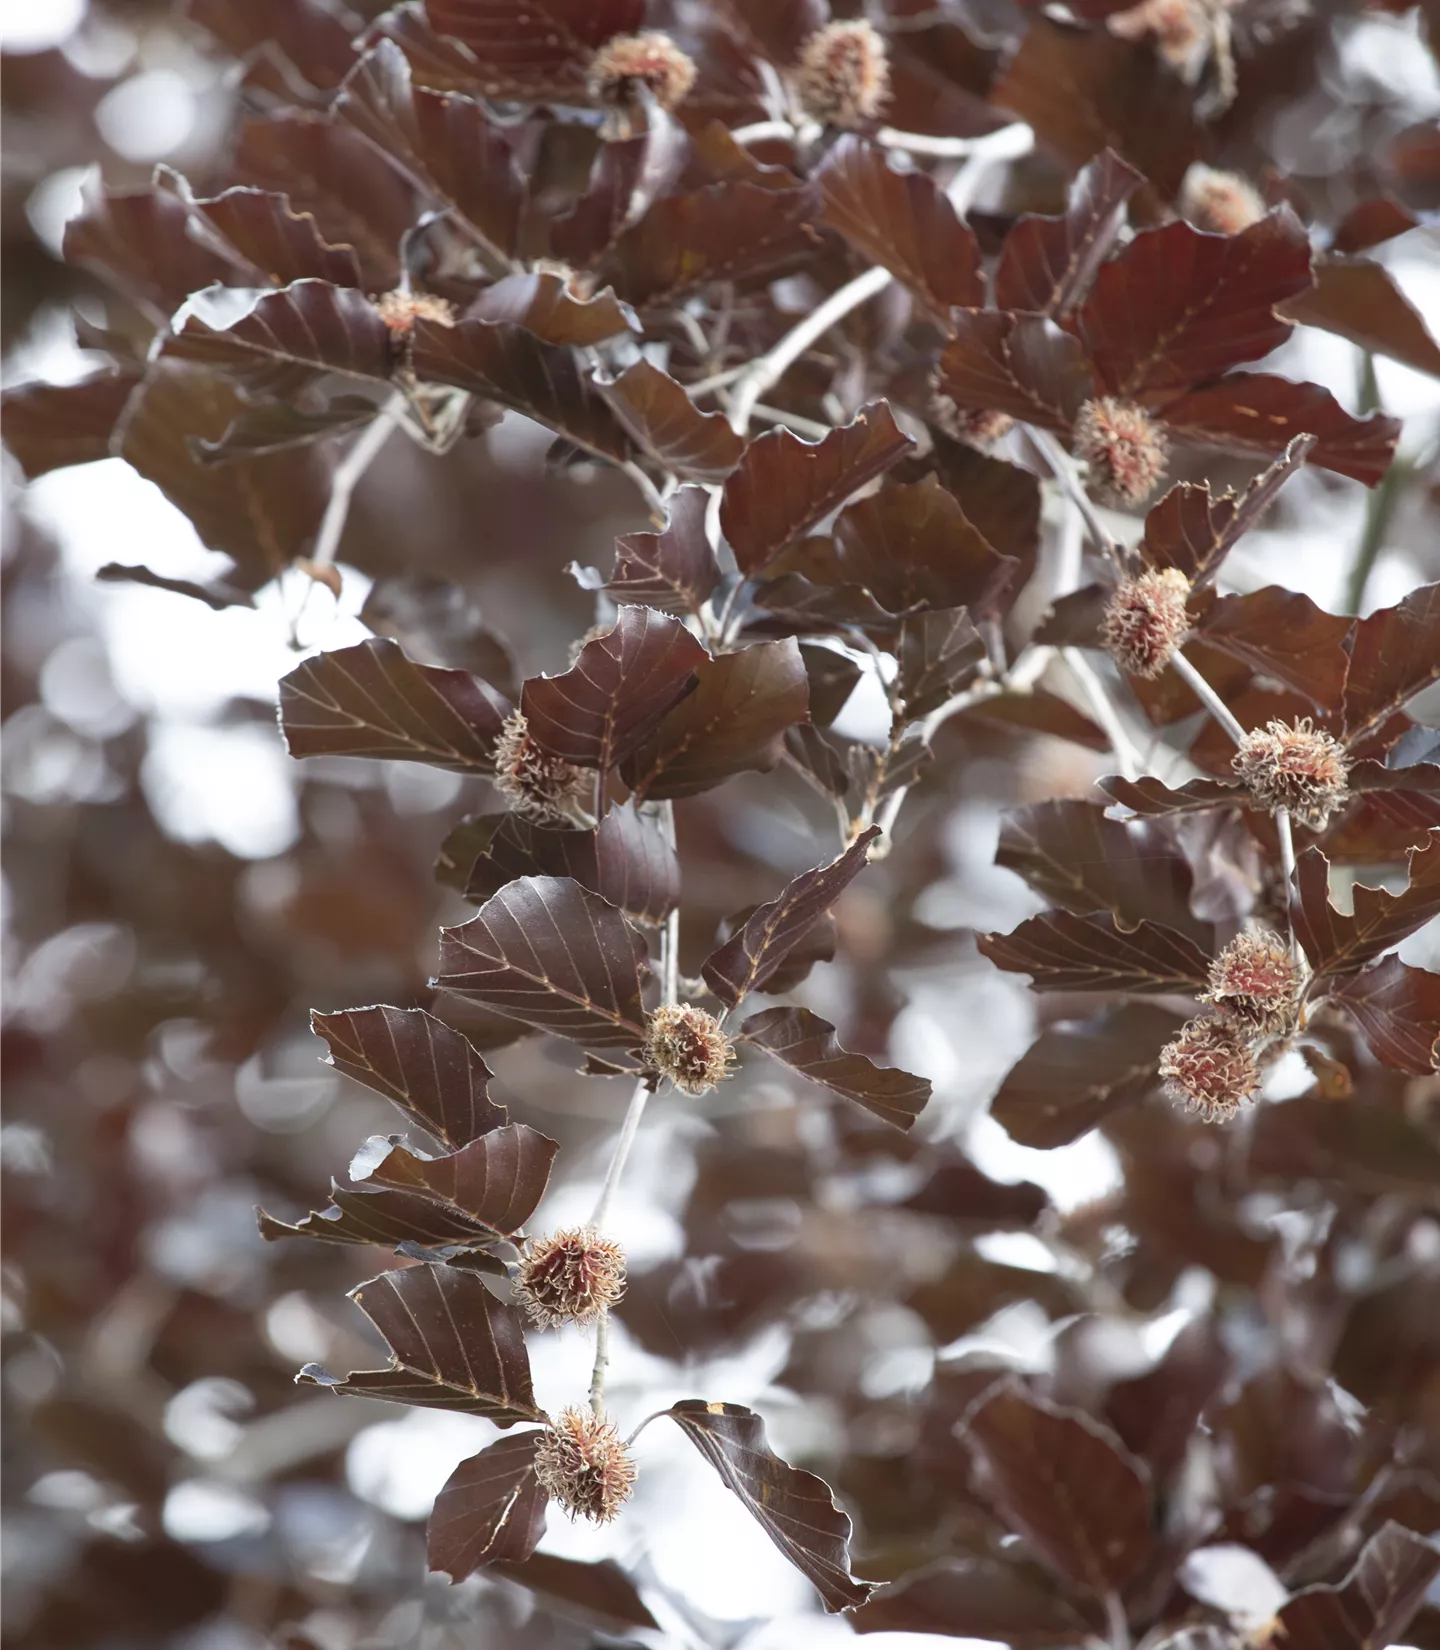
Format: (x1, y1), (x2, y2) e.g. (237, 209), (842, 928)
(1203, 928), (1301, 1035)
(1074, 397), (1170, 508)
(1159, 1014), (1262, 1122)
(793, 21), (891, 129)
(1233, 717), (1351, 831)
(1101, 567), (1191, 678)
(514, 1227), (626, 1330)
(644, 1002), (735, 1095)
(534, 1406), (637, 1523)
(493, 710), (589, 823)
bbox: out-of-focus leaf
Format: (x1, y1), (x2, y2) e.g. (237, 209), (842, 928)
(1, 372), (141, 479)
(114, 362), (330, 589)
(930, 438), (1043, 569)
(703, 828), (879, 1007)
(454, 804), (679, 926)
(428, 1431), (548, 1577)
(435, 876), (650, 1052)
(469, 272), (636, 346)
(193, 393), (380, 462)
(312, 1005), (507, 1150)
(1331, 956), (1440, 1075)
(1139, 436), (1315, 585)
(1294, 833), (1440, 980)
(63, 183), (242, 320)
(423, 0), (643, 101)
(412, 317), (634, 462)
(1343, 584), (1440, 755)
(298, 1263), (543, 1420)
(598, 360), (744, 482)
(909, 1256), (1083, 1341)
(991, 1003), (1179, 1147)
(1273, 1523), (1440, 1650)
(279, 637), (510, 771)
(664, 1401), (875, 1612)
(979, 911), (1211, 995)
(961, 1382), (1155, 1593)
(337, 41), (525, 262)
(897, 608), (987, 722)
(601, 486), (722, 615)
(1159, 375), (1400, 488)
(177, 180), (366, 288)
(550, 128), (687, 268)
(1098, 775), (1246, 816)
(491, 1552), (660, 1633)
(996, 800), (1209, 943)
(622, 638), (809, 800)
(960, 687), (1108, 750)
(1197, 587), (1352, 714)
(936, 312), (1092, 432)
(801, 645), (863, 728)
(185, 0), (359, 94)
(93, 564), (255, 611)
(521, 607), (707, 771)
(1104, 1319), (1229, 1488)
(1333, 198), (1419, 255)
(257, 1180), (516, 1249)
(363, 1127), (559, 1237)
(995, 149), (1143, 319)
(1250, 1094), (1440, 1195)
(167, 281), (395, 396)
(741, 1005), (932, 1130)
(853, 1557), (1101, 1643)
(820, 474), (1019, 616)
(1282, 256), (1440, 379)
(721, 404), (913, 577)
(992, 18), (1202, 201)
(601, 180), (819, 307)
(1079, 213), (1313, 401)
(817, 136), (984, 322)
(901, 1152), (1048, 1228)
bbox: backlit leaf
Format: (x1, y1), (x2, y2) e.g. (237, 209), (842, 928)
(602, 486), (722, 615)
(854, 1557), (1101, 1644)
(1343, 584), (1440, 755)
(1294, 833), (1440, 980)
(428, 1430), (548, 1577)
(665, 1400), (875, 1612)
(1098, 774), (1247, 816)
(703, 828), (879, 1007)
(741, 1005), (932, 1130)
(599, 360), (745, 482)
(897, 608), (988, 722)
(936, 312), (1092, 432)
(1272, 1522), (1440, 1650)
(521, 607), (707, 770)
(0, 372), (141, 480)
(279, 637), (510, 771)
(490, 1552), (660, 1633)
(1197, 587), (1352, 714)
(422, 0), (643, 101)
(298, 1262), (543, 1420)
(364, 1126), (559, 1237)
(312, 1005), (508, 1149)
(979, 911), (1212, 994)
(435, 876), (650, 1051)
(176, 181), (366, 289)
(1282, 256), (1440, 380)
(1330, 957), (1440, 1076)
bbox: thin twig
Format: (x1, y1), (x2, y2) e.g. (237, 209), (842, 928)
(1274, 805), (1300, 960)
(1170, 650), (1248, 744)
(1062, 649), (1144, 780)
(658, 801), (680, 1006)
(590, 1077), (653, 1231)
(1029, 426), (1119, 564)
(623, 459), (667, 520)
(588, 1309), (610, 1418)
(1104, 1591), (1132, 1650)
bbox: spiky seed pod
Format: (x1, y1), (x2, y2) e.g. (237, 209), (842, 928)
(1233, 717), (1352, 831)
(493, 710), (589, 822)
(533, 1407), (636, 1524)
(586, 31), (697, 112)
(1203, 929), (1301, 1034)
(793, 20), (891, 129)
(1179, 164), (1267, 235)
(644, 1002), (735, 1095)
(374, 289), (456, 335)
(1101, 567), (1192, 678)
(513, 1228), (626, 1330)
(1074, 397), (1170, 508)
(1159, 1015), (1262, 1122)
(1109, 0), (1209, 77)
(928, 383), (1014, 450)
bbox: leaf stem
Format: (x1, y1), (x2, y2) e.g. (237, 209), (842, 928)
(588, 1308), (610, 1418)
(1029, 426), (1119, 563)
(1169, 650), (1247, 745)
(590, 1076), (652, 1232)
(1103, 1591), (1131, 1650)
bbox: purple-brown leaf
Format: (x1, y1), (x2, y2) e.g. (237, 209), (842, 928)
(602, 487), (722, 615)
(428, 1431), (548, 1578)
(1343, 584), (1440, 755)
(1274, 1522), (1440, 1650)
(1331, 956), (1440, 1076)
(364, 1126), (559, 1238)
(979, 911), (1212, 995)
(1294, 833), (1440, 981)
(423, 0), (642, 102)
(598, 360), (745, 483)
(937, 312), (1092, 432)
(741, 1005), (932, 1130)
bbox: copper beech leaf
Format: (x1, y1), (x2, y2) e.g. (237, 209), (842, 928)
(170, 180), (366, 289)
(936, 312), (1092, 432)
(598, 360), (744, 482)
(721, 404), (914, 577)
(279, 637), (510, 771)
(1331, 957), (1440, 1076)
(63, 182), (244, 320)
(336, 40), (525, 262)
(411, 318), (634, 462)
(1274, 1522), (1440, 1650)
(980, 911), (1212, 995)
(1139, 436), (1315, 585)
(990, 1003), (1181, 1147)
(435, 876), (650, 1052)
(185, 0), (359, 94)
(1158, 374), (1400, 487)
(423, 0), (643, 101)
(1098, 775), (1246, 816)
(897, 608), (987, 722)
(1250, 1096), (1440, 1197)
(490, 1553), (660, 1634)
(520, 607), (708, 771)
(428, 1431), (548, 1578)
(1282, 256), (1440, 380)
(740, 1006), (932, 1131)
(994, 149), (1143, 319)
(0, 372), (141, 480)
(1077, 212), (1314, 402)
(1294, 833), (1440, 981)
(854, 1557), (1102, 1644)
(703, 827), (879, 1007)
(469, 271), (636, 347)
(311, 1005), (507, 1149)
(364, 1127), (559, 1237)
(817, 136), (984, 322)
(298, 1262), (543, 1420)
(194, 394), (381, 463)
(1343, 584), (1440, 755)
(256, 1179), (520, 1250)
(621, 638), (810, 801)
(1196, 587), (1353, 714)
(602, 487), (721, 614)
(961, 1382), (1156, 1594)
(455, 804), (679, 926)
(664, 1401), (875, 1612)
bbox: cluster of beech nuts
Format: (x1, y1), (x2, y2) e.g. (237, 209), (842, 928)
(533, 1406), (637, 1524)
(1160, 930), (1302, 1120)
(492, 709), (589, 823)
